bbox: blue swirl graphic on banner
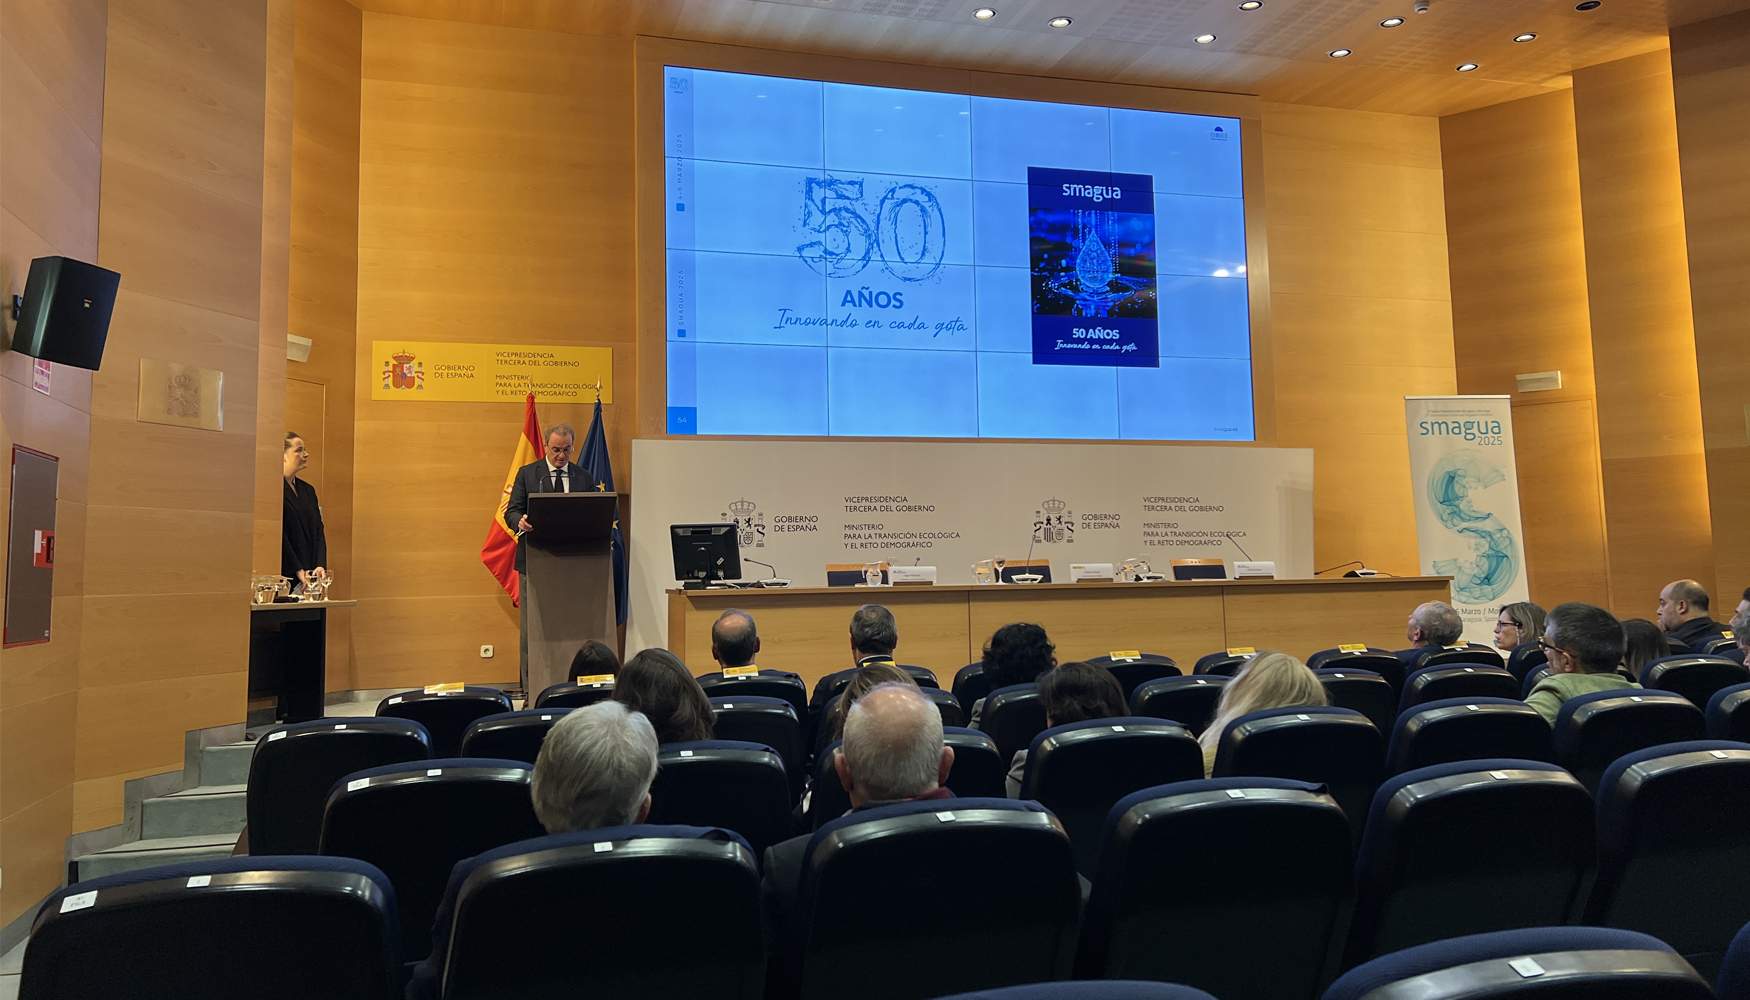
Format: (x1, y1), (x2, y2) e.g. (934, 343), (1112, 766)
(1426, 450), (1519, 603)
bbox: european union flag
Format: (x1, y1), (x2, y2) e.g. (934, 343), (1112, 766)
(578, 399), (629, 625)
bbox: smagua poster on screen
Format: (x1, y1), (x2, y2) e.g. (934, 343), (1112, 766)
(663, 66), (1253, 441)
(1026, 167), (1158, 368)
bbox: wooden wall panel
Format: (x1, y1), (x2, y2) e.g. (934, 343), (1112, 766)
(1671, 11), (1750, 607)
(288, 0), (362, 689)
(256, 0), (294, 576)
(354, 14), (636, 687)
(1442, 92), (1612, 610)
(0, 0), (105, 927)
(1261, 103), (1455, 577)
(1572, 52), (1716, 615)
(76, 0), (266, 831)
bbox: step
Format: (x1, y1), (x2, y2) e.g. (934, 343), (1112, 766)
(200, 742), (255, 787)
(140, 784), (246, 840)
(73, 833), (239, 881)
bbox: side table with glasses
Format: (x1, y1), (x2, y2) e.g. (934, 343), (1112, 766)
(249, 589), (357, 725)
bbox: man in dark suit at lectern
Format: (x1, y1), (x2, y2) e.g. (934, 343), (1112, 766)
(505, 422), (584, 696)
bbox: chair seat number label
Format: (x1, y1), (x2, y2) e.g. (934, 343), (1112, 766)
(1507, 958), (1545, 978)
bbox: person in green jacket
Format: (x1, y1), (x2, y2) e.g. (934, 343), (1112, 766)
(1526, 602), (1638, 725)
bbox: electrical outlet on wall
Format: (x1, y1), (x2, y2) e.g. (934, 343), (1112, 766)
(480, 645), (494, 658)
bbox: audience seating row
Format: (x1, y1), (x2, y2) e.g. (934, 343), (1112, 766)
(31, 741), (1750, 999)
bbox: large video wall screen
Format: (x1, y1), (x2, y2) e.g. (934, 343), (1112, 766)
(664, 66), (1253, 440)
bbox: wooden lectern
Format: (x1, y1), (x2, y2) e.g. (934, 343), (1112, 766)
(522, 492), (619, 697)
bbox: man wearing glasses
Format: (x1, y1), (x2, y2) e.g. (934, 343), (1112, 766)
(1524, 602), (1638, 725)
(505, 422), (582, 693)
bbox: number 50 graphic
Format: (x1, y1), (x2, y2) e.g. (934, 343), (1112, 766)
(796, 177), (947, 282)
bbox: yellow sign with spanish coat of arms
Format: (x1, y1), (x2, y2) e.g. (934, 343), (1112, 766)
(371, 341), (613, 403)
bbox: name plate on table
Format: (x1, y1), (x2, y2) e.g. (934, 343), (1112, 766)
(889, 566), (938, 586)
(1233, 561), (1276, 578)
(1071, 563), (1116, 582)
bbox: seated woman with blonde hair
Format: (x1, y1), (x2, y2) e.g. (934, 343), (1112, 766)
(1196, 651), (1327, 777)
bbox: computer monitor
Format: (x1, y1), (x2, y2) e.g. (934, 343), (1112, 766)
(1170, 559), (1228, 581)
(671, 523), (741, 586)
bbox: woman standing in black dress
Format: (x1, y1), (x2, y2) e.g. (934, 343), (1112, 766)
(281, 431), (328, 592)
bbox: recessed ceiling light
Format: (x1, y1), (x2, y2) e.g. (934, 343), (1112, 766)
(1328, 48), (1353, 58)
(1380, 17), (1404, 27)
(1237, 1), (1262, 8)
(973, 7), (996, 19)
(1048, 15), (1071, 27)
(1194, 33), (1217, 44)
(1576, 1), (1601, 8)
(1456, 62), (1480, 72)
(1513, 32), (1537, 42)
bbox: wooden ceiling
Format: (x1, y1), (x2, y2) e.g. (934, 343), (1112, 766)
(348, 0), (1750, 116)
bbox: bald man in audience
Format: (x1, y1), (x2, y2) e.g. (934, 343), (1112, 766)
(1657, 579), (1729, 652)
(1392, 600), (1467, 671)
(710, 608), (761, 670)
(761, 683), (953, 979)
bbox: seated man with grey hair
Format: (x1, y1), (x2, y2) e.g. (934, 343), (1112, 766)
(1391, 600), (1467, 671)
(808, 603), (902, 708)
(1525, 601), (1638, 724)
(762, 683), (953, 968)
(408, 700), (745, 999)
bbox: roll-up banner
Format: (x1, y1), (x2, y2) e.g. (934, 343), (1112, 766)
(1404, 396), (1532, 648)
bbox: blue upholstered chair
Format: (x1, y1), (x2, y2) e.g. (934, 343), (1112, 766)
(1077, 778), (1351, 999)
(318, 757), (544, 962)
(1585, 740), (1750, 980)
(1386, 697), (1552, 775)
(22, 856), (401, 1000)
(1324, 927), (1711, 1000)
(1344, 759), (1593, 967)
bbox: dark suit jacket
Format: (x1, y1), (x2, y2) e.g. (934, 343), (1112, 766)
(1393, 642), (1492, 673)
(760, 790), (954, 999)
(1672, 616), (1728, 654)
(1393, 647), (1433, 672)
(406, 824), (744, 1000)
(503, 459), (586, 573)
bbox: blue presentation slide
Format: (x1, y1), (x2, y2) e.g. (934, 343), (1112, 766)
(664, 67), (1253, 440)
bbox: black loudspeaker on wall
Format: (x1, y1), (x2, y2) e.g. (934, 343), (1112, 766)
(9, 255), (121, 371)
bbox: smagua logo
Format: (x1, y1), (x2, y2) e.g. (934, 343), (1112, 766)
(1418, 418), (1504, 443)
(722, 499), (766, 548)
(1033, 498), (1075, 544)
(382, 350), (424, 391)
(1427, 451), (1519, 603)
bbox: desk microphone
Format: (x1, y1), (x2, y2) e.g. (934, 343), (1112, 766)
(1315, 559), (1382, 577)
(743, 558), (790, 589)
(1011, 526), (1044, 584)
(1223, 533), (1254, 561)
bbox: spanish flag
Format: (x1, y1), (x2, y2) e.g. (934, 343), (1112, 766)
(481, 393), (541, 605)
